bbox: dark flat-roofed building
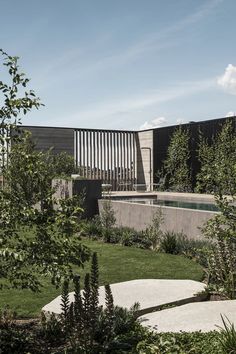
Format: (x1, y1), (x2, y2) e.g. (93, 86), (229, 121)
(22, 116), (236, 191)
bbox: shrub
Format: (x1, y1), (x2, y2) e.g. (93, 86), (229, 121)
(218, 315), (236, 354)
(159, 231), (210, 264)
(0, 327), (33, 354)
(0, 306), (36, 354)
(119, 227), (152, 249)
(144, 208), (164, 250)
(202, 195), (236, 298)
(80, 215), (103, 239)
(40, 252), (144, 353)
(137, 331), (223, 354)
(160, 231), (182, 255)
(100, 199), (116, 243)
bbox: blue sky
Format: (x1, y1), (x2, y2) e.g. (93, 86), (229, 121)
(1, 0), (236, 130)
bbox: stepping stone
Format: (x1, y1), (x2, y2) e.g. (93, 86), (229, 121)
(42, 279), (205, 316)
(139, 300), (236, 332)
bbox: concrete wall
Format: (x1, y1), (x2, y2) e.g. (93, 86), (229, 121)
(136, 130), (153, 190)
(98, 199), (217, 240)
(22, 126), (74, 156)
(52, 178), (102, 217)
(52, 178), (73, 199)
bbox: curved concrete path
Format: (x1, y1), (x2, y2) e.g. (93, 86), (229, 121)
(140, 300), (236, 332)
(42, 279), (205, 316)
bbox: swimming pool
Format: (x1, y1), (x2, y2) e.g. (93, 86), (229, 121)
(115, 198), (219, 212)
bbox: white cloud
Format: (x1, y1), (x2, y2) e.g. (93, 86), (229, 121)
(176, 118), (185, 125)
(140, 117), (167, 130)
(218, 64), (236, 95)
(225, 111), (236, 117)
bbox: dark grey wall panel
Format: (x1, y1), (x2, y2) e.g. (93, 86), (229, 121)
(22, 126), (74, 156)
(153, 116), (236, 186)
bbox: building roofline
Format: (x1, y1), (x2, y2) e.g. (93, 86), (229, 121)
(21, 124), (137, 134)
(138, 115), (236, 133)
(22, 115), (236, 134)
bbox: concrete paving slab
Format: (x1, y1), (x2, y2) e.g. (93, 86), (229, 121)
(140, 300), (236, 332)
(42, 279), (205, 316)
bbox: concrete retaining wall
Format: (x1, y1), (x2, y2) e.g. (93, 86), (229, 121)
(98, 199), (217, 240)
(53, 178), (102, 218)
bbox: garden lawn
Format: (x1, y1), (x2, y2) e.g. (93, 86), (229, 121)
(0, 238), (203, 318)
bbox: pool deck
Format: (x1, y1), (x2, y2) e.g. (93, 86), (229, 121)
(105, 191), (216, 204)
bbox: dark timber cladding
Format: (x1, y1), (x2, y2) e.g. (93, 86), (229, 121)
(153, 116), (236, 185)
(22, 126), (74, 155)
(74, 128), (136, 190)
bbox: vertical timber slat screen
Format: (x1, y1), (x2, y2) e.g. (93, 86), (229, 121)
(74, 129), (137, 191)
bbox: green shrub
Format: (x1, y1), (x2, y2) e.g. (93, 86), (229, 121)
(119, 228), (152, 249)
(218, 315), (236, 354)
(42, 252), (144, 353)
(0, 327), (33, 354)
(144, 209), (163, 250)
(160, 231), (182, 254)
(0, 306), (36, 354)
(80, 216), (103, 239)
(159, 231), (210, 263)
(137, 331), (223, 354)
(202, 195), (236, 298)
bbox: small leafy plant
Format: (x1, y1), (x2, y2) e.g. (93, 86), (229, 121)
(144, 208), (164, 250)
(100, 199), (116, 243)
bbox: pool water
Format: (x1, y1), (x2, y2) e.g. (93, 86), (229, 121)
(119, 198), (219, 212)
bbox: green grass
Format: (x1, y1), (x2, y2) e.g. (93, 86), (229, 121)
(0, 238), (203, 318)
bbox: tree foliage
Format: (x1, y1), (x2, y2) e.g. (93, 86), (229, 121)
(0, 49), (42, 170)
(159, 126), (192, 192)
(200, 121), (236, 298)
(0, 132), (89, 291)
(0, 50), (89, 291)
(100, 199), (116, 243)
(49, 151), (80, 177)
(196, 120), (236, 195)
(202, 195), (236, 298)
